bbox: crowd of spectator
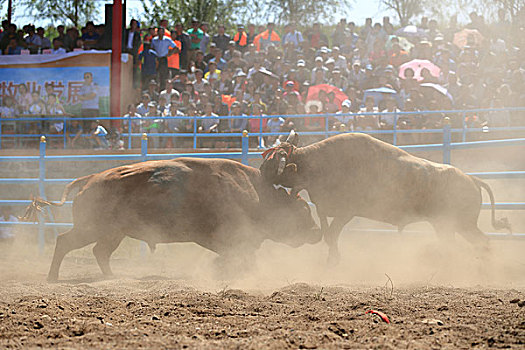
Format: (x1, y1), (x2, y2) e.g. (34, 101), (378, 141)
(1, 11), (524, 149)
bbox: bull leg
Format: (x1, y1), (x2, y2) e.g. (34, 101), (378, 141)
(92, 235), (125, 277)
(324, 216), (353, 266)
(48, 228), (97, 282)
(457, 225), (490, 256)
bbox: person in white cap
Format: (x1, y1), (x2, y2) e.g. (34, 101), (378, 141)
(334, 99), (353, 131)
(311, 56), (328, 82)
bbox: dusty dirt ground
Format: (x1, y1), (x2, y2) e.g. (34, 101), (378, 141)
(1, 229), (525, 349)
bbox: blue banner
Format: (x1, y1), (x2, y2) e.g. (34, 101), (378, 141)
(0, 66), (110, 106)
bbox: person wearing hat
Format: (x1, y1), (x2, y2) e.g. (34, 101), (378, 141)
(347, 60), (365, 89)
(362, 63), (377, 90)
(329, 69), (347, 91)
(333, 99), (353, 131)
(311, 56), (328, 83)
(233, 24), (248, 52)
(224, 40), (237, 61)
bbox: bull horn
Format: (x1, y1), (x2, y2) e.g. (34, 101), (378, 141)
(277, 156), (286, 175)
(285, 130), (296, 143)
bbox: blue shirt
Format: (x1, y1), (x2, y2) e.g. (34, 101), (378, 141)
(139, 49), (157, 76)
(151, 36), (176, 58)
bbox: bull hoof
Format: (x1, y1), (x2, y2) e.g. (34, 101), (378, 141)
(46, 275), (58, 283)
(327, 252), (341, 266)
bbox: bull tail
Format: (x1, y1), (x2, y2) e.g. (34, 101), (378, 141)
(470, 176), (512, 233)
(20, 175), (93, 222)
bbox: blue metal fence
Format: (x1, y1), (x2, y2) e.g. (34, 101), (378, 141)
(1, 124), (525, 252)
(1, 107), (524, 150)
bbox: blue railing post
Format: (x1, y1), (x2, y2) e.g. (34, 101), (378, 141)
(63, 116), (67, 149)
(259, 116), (263, 148)
(325, 115), (329, 139)
(38, 136), (46, 255)
(140, 132), (149, 256)
(393, 112), (398, 145)
(141, 133), (148, 161)
(127, 114), (132, 150)
(443, 117), (451, 164)
(462, 111), (467, 142)
(193, 116), (197, 149)
(241, 130), (249, 165)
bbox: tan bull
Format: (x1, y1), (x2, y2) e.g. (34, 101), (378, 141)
(260, 132), (511, 264)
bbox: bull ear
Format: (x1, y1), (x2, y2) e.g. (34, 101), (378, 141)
(286, 130), (299, 146)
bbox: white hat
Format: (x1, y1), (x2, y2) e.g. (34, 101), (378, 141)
(341, 99), (351, 108)
(305, 100), (323, 113)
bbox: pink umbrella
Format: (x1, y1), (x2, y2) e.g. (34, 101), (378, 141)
(306, 84), (348, 108)
(399, 59), (441, 82)
(453, 29), (483, 49)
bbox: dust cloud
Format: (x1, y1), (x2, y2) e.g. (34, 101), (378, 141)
(1, 147), (524, 291)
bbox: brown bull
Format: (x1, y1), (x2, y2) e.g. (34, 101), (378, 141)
(24, 158), (321, 281)
(260, 132), (510, 264)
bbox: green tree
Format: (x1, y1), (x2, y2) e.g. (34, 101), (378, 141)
(140, 0), (242, 29)
(20, 0), (98, 27)
(379, 0), (425, 26)
(265, 0), (352, 25)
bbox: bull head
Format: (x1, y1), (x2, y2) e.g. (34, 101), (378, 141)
(261, 130), (300, 183)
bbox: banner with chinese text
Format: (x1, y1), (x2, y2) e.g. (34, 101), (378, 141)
(0, 66), (110, 116)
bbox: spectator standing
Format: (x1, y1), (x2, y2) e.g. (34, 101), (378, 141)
(173, 23), (191, 71)
(151, 28), (178, 91)
(124, 19), (142, 87)
(212, 24), (231, 52)
(233, 24), (249, 52)
(187, 18), (203, 63)
(282, 23), (303, 49)
(307, 23), (328, 50)
(246, 23), (257, 45)
(254, 22), (281, 52)
(199, 22), (210, 53)
(139, 40), (157, 88)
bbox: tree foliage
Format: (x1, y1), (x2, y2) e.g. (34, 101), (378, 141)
(379, 0), (425, 26)
(139, 0), (242, 29)
(20, 0), (98, 27)
(265, 0), (352, 25)
(493, 0), (525, 20)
